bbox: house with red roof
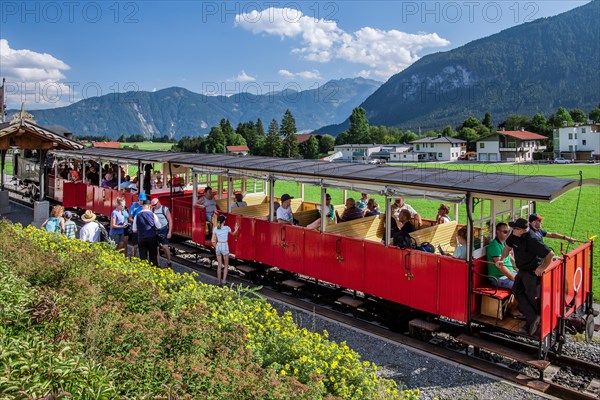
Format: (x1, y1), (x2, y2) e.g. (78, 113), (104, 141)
(475, 129), (547, 162)
(226, 145), (249, 155)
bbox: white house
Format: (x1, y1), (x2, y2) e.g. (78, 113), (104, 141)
(410, 136), (466, 161)
(476, 130), (547, 162)
(333, 144), (382, 163)
(553, 124), (600, 160)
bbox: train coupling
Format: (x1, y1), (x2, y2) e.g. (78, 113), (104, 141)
(565, 314), (596, 342)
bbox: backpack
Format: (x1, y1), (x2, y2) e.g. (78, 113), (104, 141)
(95, 221), (114, 245)
(153, 205), (169, 228)
(416, 242), (435, 253)
(45, 217), (61, 233)
(392, 231), (416, 250)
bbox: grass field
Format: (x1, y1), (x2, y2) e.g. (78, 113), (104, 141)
(121, 142), (174, 151)
(270, 163), (600, 301)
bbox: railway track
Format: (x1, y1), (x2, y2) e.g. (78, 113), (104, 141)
(168, 248), (600, 400)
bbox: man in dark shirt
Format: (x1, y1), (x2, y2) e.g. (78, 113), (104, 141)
(496, 218), (554, 336)
(86, 166), (100, 186)
(529, 213), (576, 244)
(336, 198), (363, 222)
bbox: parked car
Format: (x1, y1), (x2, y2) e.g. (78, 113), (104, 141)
(587, 157), (599, 164)
(553, 157), (573, 164)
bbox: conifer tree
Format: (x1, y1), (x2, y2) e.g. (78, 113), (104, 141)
(263, 119), (282, 157)
(280, 110), (299, 158)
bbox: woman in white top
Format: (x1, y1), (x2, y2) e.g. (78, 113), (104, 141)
(436, 204), (451, 224)
(211, 215), (240, 286)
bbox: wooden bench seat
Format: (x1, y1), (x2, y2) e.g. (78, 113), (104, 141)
(294, 209), (320, 227)
(231, 202), (271, 218)
(326, 215), (384, 241)
(409, 220), (457, 252)
(215, 194), (268, 210)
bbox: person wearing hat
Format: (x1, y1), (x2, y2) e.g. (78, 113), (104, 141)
(495, 218), (554, 336)
(211, 214), (239, 286)
(276, 194), (295, 225)
(79, 210), (101, 242)
(132, 199), (162, 267)
(529, 213), (576, 244)
(63, 211), (77, 239)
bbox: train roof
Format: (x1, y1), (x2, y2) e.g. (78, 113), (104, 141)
(52, 147), (594, 202)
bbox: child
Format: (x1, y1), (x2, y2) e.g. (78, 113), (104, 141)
(41, 205), (65, 233)
(211, 215), (239, 286)
(63, 211), (78, 239)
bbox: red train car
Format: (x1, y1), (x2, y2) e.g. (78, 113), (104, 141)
(51, 147), (597, 358)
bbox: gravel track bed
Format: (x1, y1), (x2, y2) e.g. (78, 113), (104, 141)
(170, 261), (551, 399)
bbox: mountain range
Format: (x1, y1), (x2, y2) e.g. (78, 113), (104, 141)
(316, 0), (600, 135)
(20, 78), (381, 139)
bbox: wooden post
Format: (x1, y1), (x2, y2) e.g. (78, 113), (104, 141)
(300, 183), (305, 200)
(0, 149), (6, 190)
(192, 172), (198, 204)
(268, 178), (275, 222)
(454, 203), (459, 222)
(227, 175), (232, 212)
(385, 196), (392, 246)
(320, 187), (327, 233)
(39, 150), (47, 199)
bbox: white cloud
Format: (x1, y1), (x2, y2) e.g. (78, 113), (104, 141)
(227, 70), (256, 82)
(0, 39), (73, 108)
(277, 69), (322, 80)
(235, 8), (450, 79)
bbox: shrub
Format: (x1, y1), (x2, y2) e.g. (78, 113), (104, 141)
(0, 221), (418, 399)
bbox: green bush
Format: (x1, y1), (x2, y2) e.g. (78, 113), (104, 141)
(0, 222), (419, 399)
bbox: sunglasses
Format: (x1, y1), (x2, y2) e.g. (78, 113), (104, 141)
(499, 230), (510, 233)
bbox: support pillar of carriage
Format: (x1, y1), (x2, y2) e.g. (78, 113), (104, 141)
(0, 149), (11, 214)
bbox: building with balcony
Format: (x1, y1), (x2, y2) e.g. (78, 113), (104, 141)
(333, 144), (382, 163)
(410, 136), (466, 161)
(553, 124), (600, 161)
(476, 130), (547, 162)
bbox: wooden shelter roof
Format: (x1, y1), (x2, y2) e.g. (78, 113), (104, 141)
(0, 119), (84, 151)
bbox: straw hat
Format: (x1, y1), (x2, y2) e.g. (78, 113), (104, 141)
(81, 210), (96, 222)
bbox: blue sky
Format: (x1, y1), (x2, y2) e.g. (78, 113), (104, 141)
(0, 1), (589, 109)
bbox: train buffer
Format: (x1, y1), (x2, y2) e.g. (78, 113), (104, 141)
(408, 318), (441, 336)
(456, 334), (550, 378)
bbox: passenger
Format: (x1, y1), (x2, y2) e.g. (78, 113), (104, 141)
(132, 199), (162, 267)
(273, 201), (281, 220)
(86, 166), (100, 186)
(528, 214), (576, 244)
(452, 226), (468, 259)
(196, 186), (218, 222)
(364, 199), (381, 217)
(231, 193), (247, 208)
(486, 223), (516, 288)
(110, 197), (129, 253)
(62, 211), (77, 239)
(495, 218), (554, 336)
(356, 193), (369, 214)
(390, 198), (422, 228)
(436, 204), (451, 224)
(41, 205), (65, 233)
(391, 209), (416, 248)
(119, 175), (132, 190)
(101, 173), (116, 189)
(316, 193), (335, 222)
(128, 193), (146, 259)
(79, 210), (101, 242)
(129, 176), (139, 192)
(276, 194), (296, 225)
(69, 169), (81, 183)
(211, 214), (240, 286)
(335, 198), (363, 223)
(151, 198), (173, 267)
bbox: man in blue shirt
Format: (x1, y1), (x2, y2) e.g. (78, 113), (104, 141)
(132, 199), (162, 266)
(528, 213), (576, 244)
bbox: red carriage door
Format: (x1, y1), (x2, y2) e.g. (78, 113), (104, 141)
(405, 251), (439, 315)
(271, 224), (305, 274)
